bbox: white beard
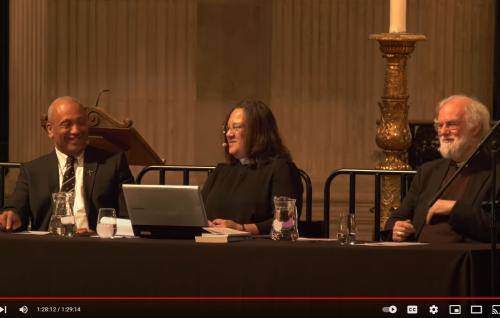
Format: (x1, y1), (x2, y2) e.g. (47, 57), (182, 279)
(438, 135), (474, 162)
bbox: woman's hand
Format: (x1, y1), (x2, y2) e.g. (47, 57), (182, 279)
(210, 218), (260, 235)
(211, 218), (242, 230)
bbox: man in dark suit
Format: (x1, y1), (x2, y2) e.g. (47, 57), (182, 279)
(0, 96), (134, 232)
(385, 95), (499, 242)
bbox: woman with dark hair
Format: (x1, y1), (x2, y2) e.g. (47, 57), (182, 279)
(202, 99), (303, 235)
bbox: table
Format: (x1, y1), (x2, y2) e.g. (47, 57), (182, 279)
(0, 233), (498, 317)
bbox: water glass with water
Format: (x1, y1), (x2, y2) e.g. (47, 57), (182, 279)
(97, 208), (117, 239)
(270, 196), (299, 241)
(336, 213), (347, 244)
(337, 213), (356, 245)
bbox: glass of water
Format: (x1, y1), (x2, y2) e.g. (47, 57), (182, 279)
(336, 213), (347, 244)
(97, 208), (117, 239)
(337, 213), (356, 245)
(49, 192), (76, 237)
(270, 196), (299, 241)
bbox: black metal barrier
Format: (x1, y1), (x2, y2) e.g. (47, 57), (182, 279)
(323, 168), (417, 240)
(1, 163), (418, 240)
(136, 165), (318, 235)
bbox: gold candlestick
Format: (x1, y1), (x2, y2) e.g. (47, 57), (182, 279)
(369, 33), (426, 228)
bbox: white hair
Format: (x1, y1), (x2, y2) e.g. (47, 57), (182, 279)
(436, 94), (491, 138)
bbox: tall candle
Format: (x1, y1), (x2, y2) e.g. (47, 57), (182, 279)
(389, 0), (406, 33)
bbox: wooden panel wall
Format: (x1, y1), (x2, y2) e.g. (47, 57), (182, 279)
(9, 0), (50, 158)
(8, 0), (496, 238)
(407, 0), (495, 120)
(10, 0), (197, 165)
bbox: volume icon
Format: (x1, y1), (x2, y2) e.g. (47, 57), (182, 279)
(19, 305), (28, 314)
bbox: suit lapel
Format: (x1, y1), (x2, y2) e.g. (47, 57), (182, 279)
(47, 152), (59, 194)
(39, 152), (60, 230)
(84, 148), (98, 203)
(426, 159), (453, 205)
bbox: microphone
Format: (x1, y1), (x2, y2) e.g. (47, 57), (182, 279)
(94, 89), (110, 107)
(222, 142), (228, 147)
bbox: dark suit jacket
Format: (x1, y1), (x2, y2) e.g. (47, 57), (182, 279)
(384, 157), (500, 242)
(2, 146), (134, 231)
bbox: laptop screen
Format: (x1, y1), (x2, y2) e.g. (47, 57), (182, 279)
(122, 184), (209, 235)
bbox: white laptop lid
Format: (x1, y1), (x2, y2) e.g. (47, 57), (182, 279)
(122, 184), (209, 227)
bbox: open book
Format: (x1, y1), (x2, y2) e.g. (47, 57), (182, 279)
(194, 227), (252, 243)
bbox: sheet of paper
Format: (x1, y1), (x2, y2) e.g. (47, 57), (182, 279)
(14, 231), (50, 235)
(360, 242), (428, 247)
(91, 218), (136, 238)
(297, 237), (338, 242)
(202, 227), (250, 236)
(116, 218), (135, 237)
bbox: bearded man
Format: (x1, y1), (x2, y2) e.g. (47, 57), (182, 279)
(384, 95), (500, 242)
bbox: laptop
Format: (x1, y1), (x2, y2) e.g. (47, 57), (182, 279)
(122, 184), (209, 239)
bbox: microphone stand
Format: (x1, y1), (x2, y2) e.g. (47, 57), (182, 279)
(94, 89), (110, 107)
(428, 120), (500, 296)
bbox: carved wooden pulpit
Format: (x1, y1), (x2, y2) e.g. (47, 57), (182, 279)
(40, 106), (163, 166)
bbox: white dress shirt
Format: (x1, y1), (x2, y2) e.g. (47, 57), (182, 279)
(55, 148), (89, 230)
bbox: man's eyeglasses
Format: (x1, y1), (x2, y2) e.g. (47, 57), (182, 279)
(222, 124), (245, 134)
(434, 120), (462, 132)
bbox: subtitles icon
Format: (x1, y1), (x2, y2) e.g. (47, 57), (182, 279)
(449, 304), (461, 315)
(407, 305), (418, 314)
(382, 305), (398, 314)
(493, 305), (500, 315)
(429, 305), (438, 315)
(19, 305), (29, 314)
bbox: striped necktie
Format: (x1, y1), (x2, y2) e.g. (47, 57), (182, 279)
(60, 155), (76, 193)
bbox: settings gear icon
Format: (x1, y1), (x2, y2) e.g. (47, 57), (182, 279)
(429, 305), (439, 315)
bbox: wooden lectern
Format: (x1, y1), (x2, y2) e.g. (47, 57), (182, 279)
(40, 107), (164, 166)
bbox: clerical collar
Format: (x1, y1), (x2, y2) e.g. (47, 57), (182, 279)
(239, 158), (251, 165)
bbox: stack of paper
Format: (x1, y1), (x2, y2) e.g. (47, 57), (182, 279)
(195, 227), (252, 243)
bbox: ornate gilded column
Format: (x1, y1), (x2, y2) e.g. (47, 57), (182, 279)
(369, 33), (426, 227)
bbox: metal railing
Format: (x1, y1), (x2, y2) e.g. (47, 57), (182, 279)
(323, 168), (417, 240)
(136, 165), (215, 186)
(136, 165), (313, 221)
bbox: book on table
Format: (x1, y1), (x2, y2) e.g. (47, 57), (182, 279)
(194, 227), (252, 243)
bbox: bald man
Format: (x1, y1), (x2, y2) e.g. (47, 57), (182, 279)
(384, 95), (500, 243)
(0, 96), (134, 232)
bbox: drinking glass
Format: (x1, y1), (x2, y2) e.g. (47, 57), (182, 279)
(97, 208), (117, 239)
(336, 213), (347, 245)
(346, 213), (357, 245)
(337, 213), (356, 245)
